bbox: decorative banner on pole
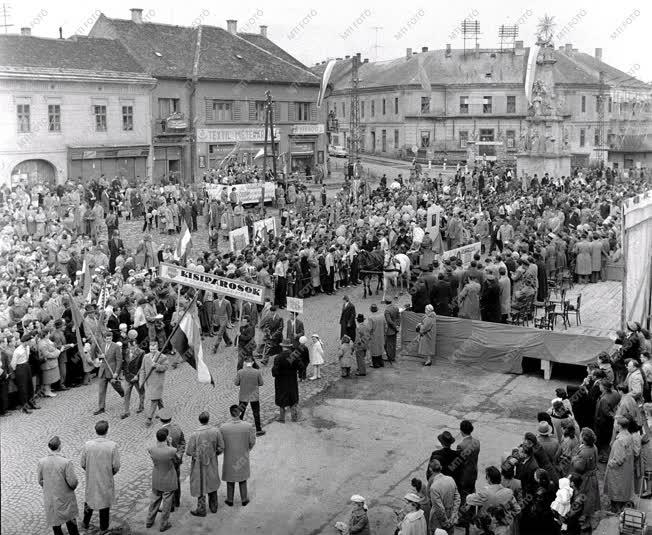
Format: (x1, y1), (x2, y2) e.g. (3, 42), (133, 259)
(159, 263), (266, 304)
(440, 242), (482, 267)
(229, 226), (250, 252)
(253, 217), (277, 240)
(286, 297), (304, 314)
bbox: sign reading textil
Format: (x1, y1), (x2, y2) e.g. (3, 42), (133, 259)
(159, 263), (266, 304)
(205, 182), (275, 204)
(197, 127), (280, 143)
(440, 242), (482, 267)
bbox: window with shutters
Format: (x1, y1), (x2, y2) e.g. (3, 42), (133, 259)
(341, 102), (346, 118)
(48, 104), (61, 132)
(580, 128), (586, 147)
(17, 104), (30, 132)
(94, 105), (107, 131)
(296, 102), (311, 121)
(207, 100), (233, 122)
(581, 95), (586, 113)
(253, 101), (266, 122)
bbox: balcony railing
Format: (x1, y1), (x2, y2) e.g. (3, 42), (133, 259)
(154, 115), (190, 136)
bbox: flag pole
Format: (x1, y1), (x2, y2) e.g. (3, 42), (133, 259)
(141, 292), (198, 386)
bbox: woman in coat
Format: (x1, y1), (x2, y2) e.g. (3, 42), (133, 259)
(37, 436), (79, 533)
(417, 305), (437, 367)
(457, 277), (481, 320)
(396, 493), (427, 535)
(271, 344), (304, 422)
(38, 333), (62, 398)
(604, 417), (636, 512)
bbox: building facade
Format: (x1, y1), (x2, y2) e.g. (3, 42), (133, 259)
(0, 32), (155, 186)
(90, 11), (326, 184)
(319, 42), (651, 170)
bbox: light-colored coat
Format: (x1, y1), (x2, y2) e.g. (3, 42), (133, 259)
(139, 352), (168, 401)
(428, 472), (461, 531)
(338, 341), (355, 369)
(604, 429), (636, 502)
(458, 281), (481, 320)
(80, 437), (120, 510)
(418, 312), (437, 357)
(37, 452), (79, 527)
(367, 312), (385, 356)
(186, 425), (224, 496)
(220, 419), (256, 482)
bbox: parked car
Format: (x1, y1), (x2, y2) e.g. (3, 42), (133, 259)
(328, 145), (348, 158)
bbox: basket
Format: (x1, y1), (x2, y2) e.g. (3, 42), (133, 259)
(620, 508), (646, 535)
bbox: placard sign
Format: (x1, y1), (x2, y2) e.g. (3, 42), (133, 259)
(205, 182), (275, 204)
(440, 242), (482, 267)
(229, 226), (250, 252)
(286, 297), (304, 314)
(253, 217), (277, 239)
(159, 263), (266, 303)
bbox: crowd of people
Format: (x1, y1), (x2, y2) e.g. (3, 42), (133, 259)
(1, 159), (650, 535)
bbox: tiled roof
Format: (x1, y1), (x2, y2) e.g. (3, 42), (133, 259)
(89, 15), (197, 78)
(89, 15), (319, 84)
(322, 48), (650, 92)
(559, 51), (650, 90)
(0, 34), (147, 74)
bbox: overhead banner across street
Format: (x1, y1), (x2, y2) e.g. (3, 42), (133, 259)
(159, 263), (266, 303)
(205, 182), (275, 204)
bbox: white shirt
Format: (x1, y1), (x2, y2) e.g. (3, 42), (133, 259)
(11, 344), (29, 369)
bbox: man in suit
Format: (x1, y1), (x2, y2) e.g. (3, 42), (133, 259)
(93, 331), (123, 416)
(235, 356), (265, 436)
(286, 312), (305, 341)
(146, 428), (177, 532)
(339, 295), (356, 340)
(428, 459), (461, 535)
(105, 306), (120, 341)
(220, 405), (256, 506)
(159, 410), (186, 510)
(456, 420), (481, 505)
(427, 430), (461, 482)
(241, 301), (258, 330)
(107, 230), (124, 274)
(260, 306), (283, 365)
(139, 340), (168, 427)
(121, 330), (145, 419)
(186, 411), (224, 517)
(466, 466), (520, 517)
(212, 294), (233, 352)
(383, 297), (400, 364)
(237, 316), (256, 370)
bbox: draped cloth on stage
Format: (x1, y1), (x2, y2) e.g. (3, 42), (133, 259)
(400, 311), (613, 374)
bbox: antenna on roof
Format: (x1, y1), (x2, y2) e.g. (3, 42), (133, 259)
(498, 25), (518, 53)
(371, 26), (383, 61)
(0, 3), (13, 34)
(461, 20), (480, 56)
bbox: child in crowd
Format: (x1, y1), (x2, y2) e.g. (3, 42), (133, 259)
(309, 333), (324, 381)
(337, 335), (354, 378)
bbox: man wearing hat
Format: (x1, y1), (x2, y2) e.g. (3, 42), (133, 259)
(271, 340), (303, 422)
(354, 314), (369, 376)
(159, 409), (186, 510)
(396, 493), (428, 535)
(368, 304), (384, 368)
(93, 330), (122, 416)
(427, 430), (461, 481)
(121, 330), (145, 419)
(536, 421), (559, 462)
(384, 297), (400, 364)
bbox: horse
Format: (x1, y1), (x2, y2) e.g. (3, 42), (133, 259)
(357, 249), (384, 298)
(382, 251), (411, 303)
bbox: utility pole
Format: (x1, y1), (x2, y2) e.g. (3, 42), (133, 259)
(0, 4), (13, 34)
(263, 90), (277, 182)
(597, 71), (607, 166)
(371, 26), (383, 61)
(349, 54), (360, 165)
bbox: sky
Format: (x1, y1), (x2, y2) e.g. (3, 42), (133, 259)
(5, 0), (651, 83)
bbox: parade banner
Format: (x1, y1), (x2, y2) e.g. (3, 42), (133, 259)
(159, 263), (266, 304)
(253, 217), (277, 239)
(229, 226), (250, 252)
(286, 297), (304, 314)
(205, 182), (275, 204)
(441, 242), (481, 267)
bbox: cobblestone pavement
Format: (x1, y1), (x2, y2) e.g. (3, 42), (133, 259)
(0, 211), (397, 535)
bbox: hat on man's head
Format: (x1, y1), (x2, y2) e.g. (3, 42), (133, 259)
(537, 422), (552, 436)
(437, 430), (455, 447)
(158, 409), (172, 422)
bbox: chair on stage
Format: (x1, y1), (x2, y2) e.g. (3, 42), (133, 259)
(510, 295), (535, 327)
(550, 300), (571, 329)
(534, 302), (557, 330)
(566, 294), (582, 326)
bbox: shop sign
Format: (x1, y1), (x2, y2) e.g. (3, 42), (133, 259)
(82, 151), (97, 159)
(197, 127), (280, 143)
(290, 142), (314, 153)
(290, 124), (324, 135)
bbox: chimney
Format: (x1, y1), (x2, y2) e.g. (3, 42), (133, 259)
(572, 48), (578, 53)
(356, 52), (361, 61)
(475, 42), (480, 58)
(130, 8), (143, 24)
(422, 46), (428, 53)
(259, 25), (267, 37)
(445, 43), (451, 57)
(594, 48), (602, 61)
(363, 58), (369, 63)
(20, 27), (31, 36)
(412, 52), (417, 55)
(59, 27), (63, 39)
(514, 40), (524, 56)
(345, 55), (350, 59)
(226, 19), (237, 34)
(406, 47), (412, 60)
(564, 43), (572, 54)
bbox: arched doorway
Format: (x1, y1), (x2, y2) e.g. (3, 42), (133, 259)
(11, 159), (57, 187)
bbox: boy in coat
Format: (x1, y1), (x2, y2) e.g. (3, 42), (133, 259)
(139, 339), (168, 427)
(220, 405), (256, 506)
(81, 420), (120, 532)
(38, 436), (80, 535)
(186, 411), (225, 517)
(146, 428), (177, 532)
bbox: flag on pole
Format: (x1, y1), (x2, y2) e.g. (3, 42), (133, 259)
(80, 257), (92, 302)
(171, 301), (214, 385)
(173, 221), (193, 263)
(317, 58), (337, 108)
(97, 283), (107, 312)
(253, 148), (265, 160)
(417, 54), (431, 93)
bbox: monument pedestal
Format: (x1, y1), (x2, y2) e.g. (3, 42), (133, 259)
(516, 152), (571, 178)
